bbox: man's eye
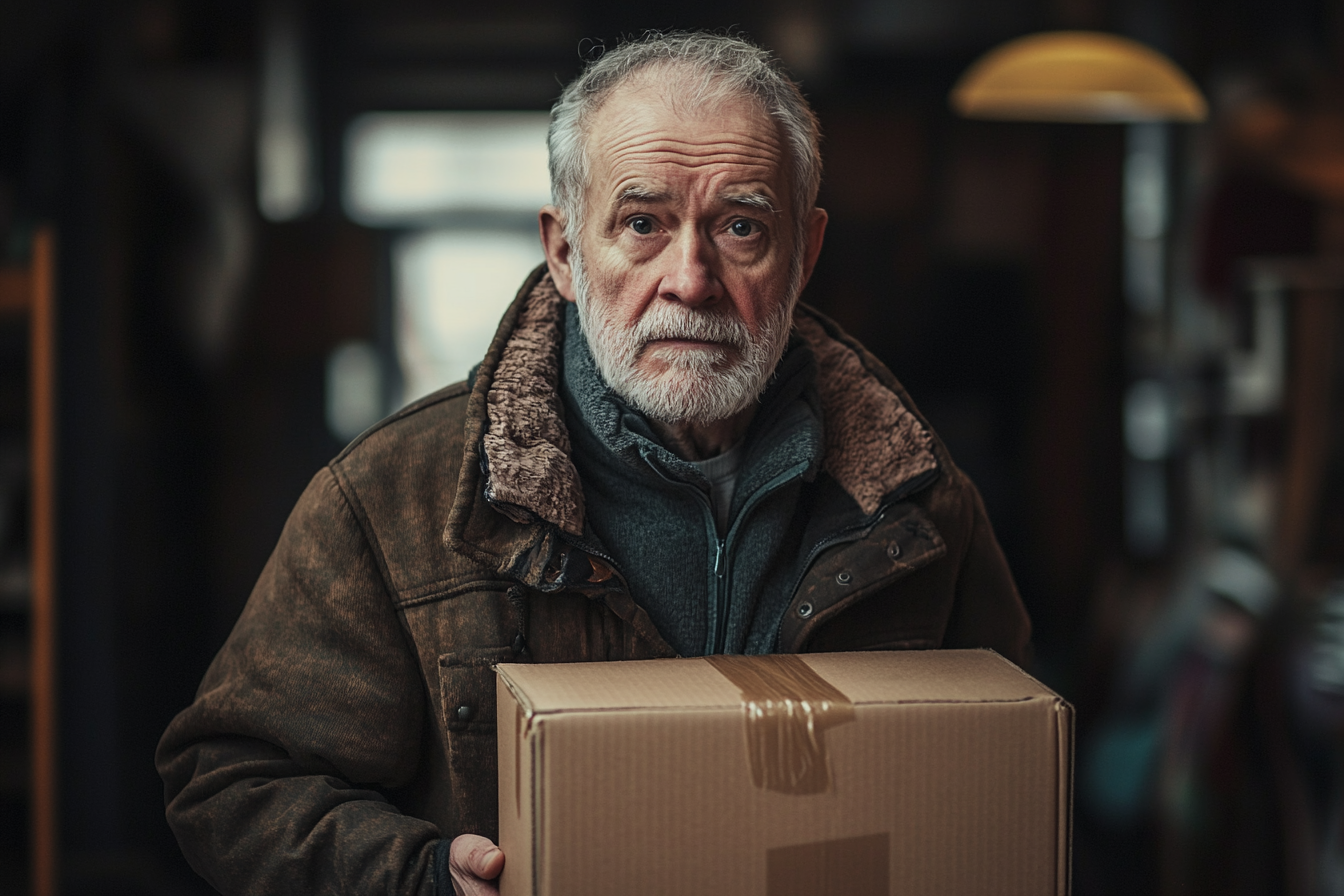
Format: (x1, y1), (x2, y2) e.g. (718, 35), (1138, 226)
(729, 220), (757, 237)
(629, 217), (654, 235)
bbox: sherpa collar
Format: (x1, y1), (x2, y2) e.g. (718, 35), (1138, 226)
(477, 271), (937, 538)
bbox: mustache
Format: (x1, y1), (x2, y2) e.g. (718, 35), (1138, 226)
(630, 304), (750, 351)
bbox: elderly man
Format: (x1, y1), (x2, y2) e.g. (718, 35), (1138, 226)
(158, 31), (1029, 896)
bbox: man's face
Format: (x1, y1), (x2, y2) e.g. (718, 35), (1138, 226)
(543, 76), (826, 425)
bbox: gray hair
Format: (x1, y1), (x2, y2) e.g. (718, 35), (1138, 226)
(547, 31), (822, 244)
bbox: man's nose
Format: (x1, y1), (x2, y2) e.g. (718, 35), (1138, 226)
(658, 229), (719, 307)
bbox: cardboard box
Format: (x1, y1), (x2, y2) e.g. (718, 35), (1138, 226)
(496, 649), (1072, 896)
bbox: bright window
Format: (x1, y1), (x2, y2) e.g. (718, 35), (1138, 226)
(394, 229), (543, 404)
(339, 111), (550, 423)
(344, 112), (551, 225)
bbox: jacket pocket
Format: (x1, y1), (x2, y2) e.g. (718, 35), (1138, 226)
(438, 646), (515, 837)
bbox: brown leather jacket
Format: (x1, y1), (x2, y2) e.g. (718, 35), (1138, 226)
(157, 269), (1031, 895)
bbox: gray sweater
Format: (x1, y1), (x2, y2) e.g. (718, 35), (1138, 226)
(559, 302), (827, 656)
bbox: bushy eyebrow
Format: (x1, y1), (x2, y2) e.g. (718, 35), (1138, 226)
(616, 185), (667, 205)
(611, 185), (780, 214)
(722, 191), (780, 214)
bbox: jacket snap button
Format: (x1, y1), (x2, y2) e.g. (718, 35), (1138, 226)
(797, 601), (814, 618)
(455, 704), (474, 722)
(887, 543), (902, 560)
(836, 571), (852, 585)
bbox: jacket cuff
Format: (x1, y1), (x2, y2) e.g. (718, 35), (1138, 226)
(435, 840), (458, 896)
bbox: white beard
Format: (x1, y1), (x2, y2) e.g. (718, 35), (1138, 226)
(572, 252), (798, 425)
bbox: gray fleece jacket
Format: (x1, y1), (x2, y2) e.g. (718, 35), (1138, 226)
(559, 301), (827, 656)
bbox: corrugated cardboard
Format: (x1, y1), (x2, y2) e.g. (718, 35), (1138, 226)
(496, 649), (1072, 896)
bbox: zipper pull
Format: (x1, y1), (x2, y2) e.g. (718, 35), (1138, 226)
(714, 540), (725, 578)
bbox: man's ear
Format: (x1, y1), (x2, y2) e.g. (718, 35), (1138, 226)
(798, 207), (828, 292)
(539, 206), (578, 302)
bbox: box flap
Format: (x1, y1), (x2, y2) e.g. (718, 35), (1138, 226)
(496, 649), (1051, 715)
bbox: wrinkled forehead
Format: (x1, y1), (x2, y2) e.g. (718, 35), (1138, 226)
(581, 69), (788, 190)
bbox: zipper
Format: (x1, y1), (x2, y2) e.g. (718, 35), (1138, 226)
(565, 448), (734, 655)
(672, 476), (724, 655)
(638, 447), (808, 655)
(709, 463), (810, 654)
(649, 478), (725, 655)
(711, 535), (727, 653)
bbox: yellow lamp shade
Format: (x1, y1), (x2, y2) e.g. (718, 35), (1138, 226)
(951, 31), (1207, 123)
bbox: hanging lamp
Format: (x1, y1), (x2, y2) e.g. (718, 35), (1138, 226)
(950, 31), (1207, 123)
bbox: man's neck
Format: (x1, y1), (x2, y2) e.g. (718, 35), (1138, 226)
(648, 407), (755, 461)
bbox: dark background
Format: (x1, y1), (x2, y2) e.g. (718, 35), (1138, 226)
(1, 0), (1342, 893)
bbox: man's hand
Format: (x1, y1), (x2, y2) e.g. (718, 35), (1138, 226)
(448, 834), (505, 896)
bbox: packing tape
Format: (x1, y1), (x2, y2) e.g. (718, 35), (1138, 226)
(706, 654), (856, 795)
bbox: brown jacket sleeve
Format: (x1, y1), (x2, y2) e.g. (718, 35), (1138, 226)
(940, 476), (1033, 668)
(156, 468), (441, 895)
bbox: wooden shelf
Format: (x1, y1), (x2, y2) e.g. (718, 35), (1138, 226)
(0, 228), (58, 896)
